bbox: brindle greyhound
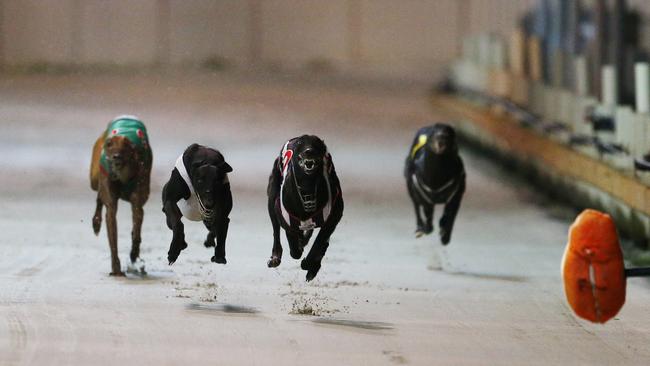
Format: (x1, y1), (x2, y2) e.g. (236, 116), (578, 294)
(405, 124), (465, 245)
(162, 144), (233, 265)
(90, 116), (152, 276)
(267, 135), (343, 281)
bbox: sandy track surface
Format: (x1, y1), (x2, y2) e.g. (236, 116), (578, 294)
(1, 72), (650, 365)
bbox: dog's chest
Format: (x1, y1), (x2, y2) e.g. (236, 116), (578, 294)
(413, 155), (461, 203)
(278, 171), (336, 232)
(174, 155), (216, 222)
(283, 181), (330, 217)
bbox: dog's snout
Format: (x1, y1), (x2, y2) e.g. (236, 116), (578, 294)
(203, 198), (214, 208)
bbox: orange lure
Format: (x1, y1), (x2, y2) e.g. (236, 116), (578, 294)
(562, 209), (625, 323)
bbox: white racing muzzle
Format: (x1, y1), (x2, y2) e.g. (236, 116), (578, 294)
(299, 157), (318, 174)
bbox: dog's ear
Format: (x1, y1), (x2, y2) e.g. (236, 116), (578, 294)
(219, 161), (233, 173)
(184, 143), (200, 159)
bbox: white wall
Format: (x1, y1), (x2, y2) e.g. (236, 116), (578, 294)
(261, 0), (349, 68)
(79, 0), (159, 65)
(357, 0), (458, 80)
(2, 0), (76, 64)
(0, 0), (539, 81)
(169, 0), (250, 65)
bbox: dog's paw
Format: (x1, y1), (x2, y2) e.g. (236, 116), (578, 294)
(211, 256), (227, 264)
(301, 259), (321, 282)
(127, 257), (146, 275)
(203, 238), (215, 248)
(306, 267), (321, 282)
(92, 216), (101, 235)
(267, 256), (281, 268)
(415, 225), (432, 238)
(439, 228), (451, 245)
(167, 253), (179, 265)
(109, 271), (126, 277)
(167, 241), (188, 265)
(289, 247), (303, 260)
(167, 251), (179, 265)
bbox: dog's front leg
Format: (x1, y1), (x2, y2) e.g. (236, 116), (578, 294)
(203, 218), (215, 247)
(163, 200), (187, 265)
(423, 204), (434, 234)
(439, 176), (465, 245)
(267, 160), (283, 268)
(104, 197), (123, 276)
(130, 203), (144, 263)
(92, 195), (103, 235)
(407, 180), (427, 237)
(301, 201), (343, 281)
(285, 230), (303, 259)
(211, 216), (228, 264)
(267, 201), (283, 267)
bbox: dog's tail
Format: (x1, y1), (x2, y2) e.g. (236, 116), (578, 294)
(90, 134), (104, 191)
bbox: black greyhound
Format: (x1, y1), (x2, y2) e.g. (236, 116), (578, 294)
(405, 124), (465, 245)
(162, 144), (233, 265)
(267, 135), (343, 281)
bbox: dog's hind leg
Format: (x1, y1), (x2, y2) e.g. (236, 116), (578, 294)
(301, 229), (313, 248)
(203, 231), (216, 248)
(92, 195), (103, 235)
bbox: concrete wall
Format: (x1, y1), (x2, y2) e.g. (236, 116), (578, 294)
(0, 0), (538, 81)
